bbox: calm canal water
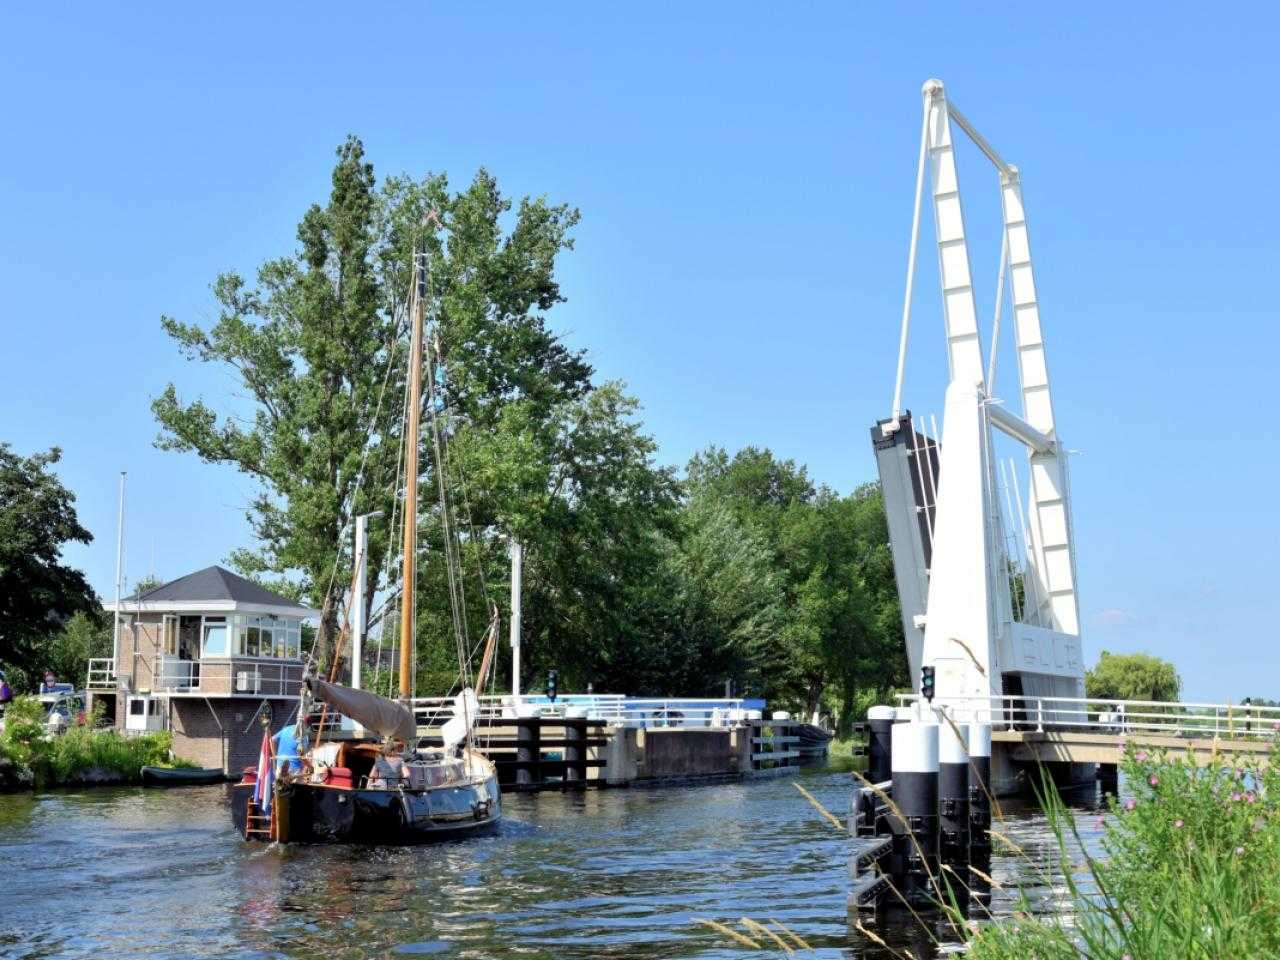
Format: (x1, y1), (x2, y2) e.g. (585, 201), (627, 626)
(0, 761), (1104, 959)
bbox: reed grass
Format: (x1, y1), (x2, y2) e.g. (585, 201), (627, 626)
(793, 782), (846, 831)
(964, 742), (1280, 959)
(692, 917), (760, 949)
(740, 917), (793, 954)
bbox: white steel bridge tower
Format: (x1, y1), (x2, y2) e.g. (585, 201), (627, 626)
(873, 80), (1085, 722)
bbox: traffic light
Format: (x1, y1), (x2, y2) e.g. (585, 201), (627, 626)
(921, 665), (936, 702)
(546, 669), (558, 703)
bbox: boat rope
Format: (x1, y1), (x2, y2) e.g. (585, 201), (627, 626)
(372, 352), (412, 697)
(302, 282), (410, 678)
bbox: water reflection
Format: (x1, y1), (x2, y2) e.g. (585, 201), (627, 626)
(0, 765), (1103, 959)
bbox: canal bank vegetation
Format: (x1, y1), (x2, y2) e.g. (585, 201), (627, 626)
(964, 743), (1280, 959)
(0, 698), (192, 790)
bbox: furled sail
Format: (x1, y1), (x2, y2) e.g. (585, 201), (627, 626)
(308, 678), (417, 744)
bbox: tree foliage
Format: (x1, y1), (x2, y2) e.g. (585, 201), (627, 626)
(1086, 650), (1181, 702)
(154, 137), (677, 691)
(681, 447), (906, 720)
(0, 445), (98, 682)
(151, 137), (909, 708)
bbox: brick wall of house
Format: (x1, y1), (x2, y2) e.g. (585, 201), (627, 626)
(170, 698), (298, 774)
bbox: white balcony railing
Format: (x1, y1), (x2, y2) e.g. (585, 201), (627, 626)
(86, 658), (117, 692)
(152, 657), (300, 697)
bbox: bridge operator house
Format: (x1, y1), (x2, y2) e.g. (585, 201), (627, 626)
(89, 566), (317, 773)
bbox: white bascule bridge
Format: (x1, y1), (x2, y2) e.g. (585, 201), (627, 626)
(873, 79), (1086, 735)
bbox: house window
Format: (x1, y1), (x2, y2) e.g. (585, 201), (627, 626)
(202, 617), (229, 657)
(162, 615), (178, 656)
(235, 616), (302, 659)
(129, 699), (145, 716)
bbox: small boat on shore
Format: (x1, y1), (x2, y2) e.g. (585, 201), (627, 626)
(141, 766), (227, 787)
(796, 723), (834, 760)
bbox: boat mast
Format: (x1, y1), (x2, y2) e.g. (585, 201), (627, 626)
(399, 250), (427, 700)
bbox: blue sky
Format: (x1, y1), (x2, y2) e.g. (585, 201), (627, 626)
(1, 4), (1275, 700)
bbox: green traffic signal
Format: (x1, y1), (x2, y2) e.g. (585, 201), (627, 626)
(921, 665), (936, 702)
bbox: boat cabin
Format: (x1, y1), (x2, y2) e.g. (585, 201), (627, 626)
(90, 565), (319, 773)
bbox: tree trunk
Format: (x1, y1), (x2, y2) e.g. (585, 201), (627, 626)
(835, 682), (857, 739)
(805, 677), (825, 725)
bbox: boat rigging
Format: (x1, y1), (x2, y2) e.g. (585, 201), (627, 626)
(230, 226), (504, 844)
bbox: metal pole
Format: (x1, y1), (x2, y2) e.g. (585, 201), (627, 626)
(508, 538), (523, 699)
(112, 472), (126, 673)
(888, 95), (931, 426)
(987, 231), (1008, 393)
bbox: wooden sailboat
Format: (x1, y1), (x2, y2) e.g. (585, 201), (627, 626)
(230, 245), (502, 844)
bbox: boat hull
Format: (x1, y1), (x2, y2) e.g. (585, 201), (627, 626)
(142, 766), (227, 787)
(229, 775), (502, 844)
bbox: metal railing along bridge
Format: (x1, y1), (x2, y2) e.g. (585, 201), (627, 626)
(896, 693), (1280, 742)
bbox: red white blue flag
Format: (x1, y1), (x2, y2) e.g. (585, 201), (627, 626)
(254, 729), (274, 815)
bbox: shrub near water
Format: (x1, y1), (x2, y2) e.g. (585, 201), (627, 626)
(967, 741), (1280, 960)
(0, 696), (189, 789)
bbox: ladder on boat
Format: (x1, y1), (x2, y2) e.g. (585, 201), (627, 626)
(245, 798), (274, 840)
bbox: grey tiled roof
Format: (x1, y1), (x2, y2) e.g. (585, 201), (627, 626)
(124, 565), (310, 611)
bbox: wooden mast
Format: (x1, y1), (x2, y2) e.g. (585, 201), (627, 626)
(399, 251), (426, 699)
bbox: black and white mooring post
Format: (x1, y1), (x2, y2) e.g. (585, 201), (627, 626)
(967, 720), (993, 900)
(867, 705), (895, 785)
(938, 720), (970, 900)
(890, 720), (939, 906)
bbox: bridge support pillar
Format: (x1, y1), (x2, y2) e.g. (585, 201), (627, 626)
(564, 713), (585, 789)
(1098, 762), (1118, 800)
(938, 721), (970, 904)
(890, 721), (939, 906)
(868, 705), (895, 784)
(967, 722), (993, 903)
(516, 718), (540, 792)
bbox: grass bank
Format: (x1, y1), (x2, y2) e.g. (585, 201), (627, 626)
(965, 741), (1280, 959)
(0, 696), (195, 791)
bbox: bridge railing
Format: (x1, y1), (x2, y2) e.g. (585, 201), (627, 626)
(407, 694), (763, 730)
(895, 693), (1280, 741)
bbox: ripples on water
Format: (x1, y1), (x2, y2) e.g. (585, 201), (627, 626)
(0, 762), (1106, 959)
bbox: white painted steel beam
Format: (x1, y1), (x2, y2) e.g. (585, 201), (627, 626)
(923, 80), (986, 388)
(986, 403), (1052, 454)
(998, 169), (1080, 636)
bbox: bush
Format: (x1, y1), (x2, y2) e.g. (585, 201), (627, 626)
(966, 742), (1280, 959)
(0, 695), (193, 788)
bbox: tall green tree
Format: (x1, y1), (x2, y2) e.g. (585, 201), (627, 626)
(43, 611), (112, 690)
(0, 444), (99, 683)
(1086, 651), (1181, 702)
(155, 137), (677, 691)
(683, 446), (905, 717)
(154, 137), (399, 651)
